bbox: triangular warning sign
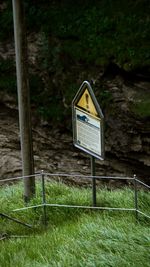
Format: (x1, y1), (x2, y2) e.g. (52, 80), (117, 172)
(72, 81), (105, 160)
(77, 88), (98, 116)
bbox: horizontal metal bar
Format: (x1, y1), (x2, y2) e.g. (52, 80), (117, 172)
(137, 210), (150, 220)
(13, 203), (135, 212)
(4, 172), (150, 184)
(13, 204), (44, 212)
(12, 204), (150, 221)
(0, 173), (41, 183)
(0, 172), (149, 188)
(45, 203), (135, 211)
(44, 172), (134, 180)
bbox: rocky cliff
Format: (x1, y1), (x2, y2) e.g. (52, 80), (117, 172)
(97, 75), (150, 183)
(0, 76), (149, 185)
(0, 37), (150, 184)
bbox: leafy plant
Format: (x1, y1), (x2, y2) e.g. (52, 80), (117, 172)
(131, 99), (150, 118)
(0, 58), (16, 93)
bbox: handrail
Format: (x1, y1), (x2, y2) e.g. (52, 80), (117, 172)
(1, 172), (149, 225)
(135, 178), (150, 189)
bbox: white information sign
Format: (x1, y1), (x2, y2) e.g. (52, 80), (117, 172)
(75, 108), (101, 156)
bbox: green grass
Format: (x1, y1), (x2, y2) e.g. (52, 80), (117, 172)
(0, 180), (150, 267)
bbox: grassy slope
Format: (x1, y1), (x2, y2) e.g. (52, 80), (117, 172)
(0, 181), (150, 267)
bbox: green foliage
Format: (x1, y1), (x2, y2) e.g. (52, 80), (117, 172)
(0, 181), (150, 267)
(131, 97), (150, 118)
(27, 0), (150, 122)
(1, 0), (150, 68)
(127, 88), (150, 118)
(0, 1), (13, 40)
(1, 0), (150, 122)
(0, 58), (16, 93)
(97, 88), (113, 110)
(26, 0), (150, 69)
(38, 103), (64, 122)
(4, 0), (143, 72)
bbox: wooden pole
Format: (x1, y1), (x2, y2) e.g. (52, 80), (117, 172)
(12, 0), (35, 201)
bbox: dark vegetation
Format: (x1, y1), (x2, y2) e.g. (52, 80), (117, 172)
(0, 0), (150, 122)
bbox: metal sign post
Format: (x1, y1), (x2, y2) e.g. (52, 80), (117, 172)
(91, 156), (96, 206)
(72, 81), (105, 206)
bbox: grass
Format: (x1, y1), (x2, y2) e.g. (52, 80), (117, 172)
(0, 179), (150, 267)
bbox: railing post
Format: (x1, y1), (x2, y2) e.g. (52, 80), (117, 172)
(91, 156), (96, 206)
(41, 170), (47, 226)
(134, 174), (138, 222)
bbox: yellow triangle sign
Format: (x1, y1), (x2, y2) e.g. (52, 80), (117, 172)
(77, 88), (98, 116)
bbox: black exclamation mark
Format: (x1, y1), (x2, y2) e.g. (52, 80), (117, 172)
(85, 93), (89, 112)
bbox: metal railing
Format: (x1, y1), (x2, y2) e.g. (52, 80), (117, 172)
(0, 171), (150, 227)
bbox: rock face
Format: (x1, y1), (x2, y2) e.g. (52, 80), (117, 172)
(0, 94), (90, 181)
(0, 76), (149, 185)
(96, 76), (150, 183)
(0, 39), (149, 184)
(0, 101), (21, 178)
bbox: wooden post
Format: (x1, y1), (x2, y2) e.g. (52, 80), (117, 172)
(12, 0), (35, 201)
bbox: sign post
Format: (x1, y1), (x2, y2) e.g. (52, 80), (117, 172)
(91, 155), (96, 206)
(72, 81), (104, 206)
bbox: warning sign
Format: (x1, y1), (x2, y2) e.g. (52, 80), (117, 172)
(72, 81), (104, 160)
(77, 89), (98, 117)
